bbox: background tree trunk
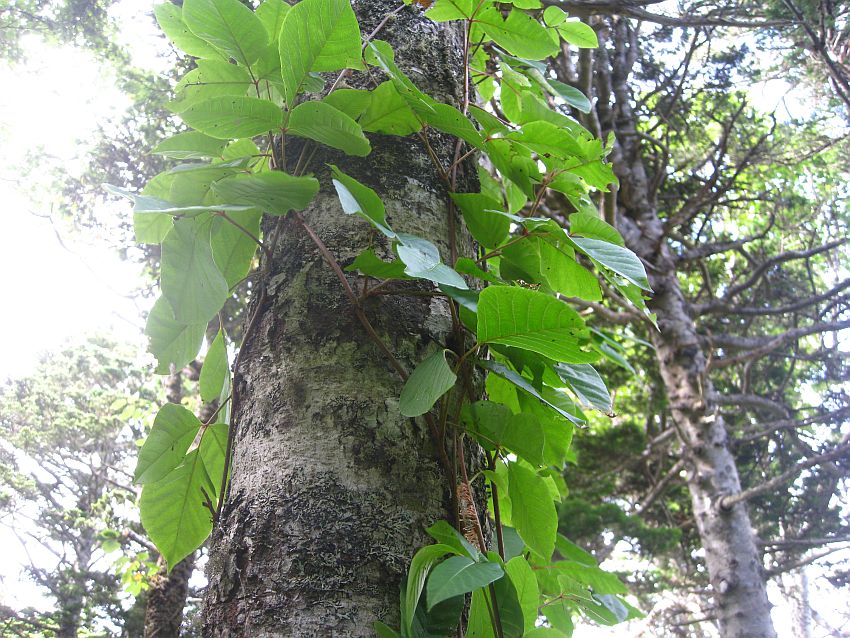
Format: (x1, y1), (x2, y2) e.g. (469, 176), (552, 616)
(596, 17), (778, 638)
(202, 2), (474, 634)
(144, 370), (197, 638)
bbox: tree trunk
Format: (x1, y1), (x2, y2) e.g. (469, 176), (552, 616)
(202, 3), (472, 635)
(595, 18), (778, 638)
(144, 370), (197, 637)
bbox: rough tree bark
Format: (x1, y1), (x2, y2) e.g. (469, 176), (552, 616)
(591, 18), (778, 638)
(144, 370), (197, 638)
(202, 2), (475, 635)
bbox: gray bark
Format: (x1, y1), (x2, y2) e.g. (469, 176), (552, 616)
(203, 3), (474, 635)
(592, 18), (778, 638)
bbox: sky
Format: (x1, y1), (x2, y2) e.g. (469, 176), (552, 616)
(0, 1), (845, 635)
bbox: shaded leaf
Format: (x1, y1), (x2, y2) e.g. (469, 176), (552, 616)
(399, 349), (457, 417)
(200, 330), (228, 403)
(135, 403), (202, 484)
(425, 556), (503, 610)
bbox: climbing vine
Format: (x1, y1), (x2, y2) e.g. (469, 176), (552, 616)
(109, 0), (652, 634)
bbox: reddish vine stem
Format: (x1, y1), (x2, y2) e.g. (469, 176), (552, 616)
(215, 283), (268, 524)
(486, 449), (506, 560)
(293, 211), (456, 506)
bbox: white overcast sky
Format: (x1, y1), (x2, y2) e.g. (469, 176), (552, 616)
(0, 1), (842, 634)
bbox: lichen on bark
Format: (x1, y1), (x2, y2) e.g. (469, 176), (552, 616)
(202, 3), (480, 635)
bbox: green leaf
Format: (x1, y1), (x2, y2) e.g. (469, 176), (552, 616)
(463, 563), (524, 638)
(374, 622), (402, 638)
(200, 330), (228, 403)
(154, 3), (226, 60)
(358, 81), (421, 136)
(487, 560), (525, 638)
(345, 248), (411, 280)
(152, 131), (229, 160)
(419, 102), (484, 149)
(170, 61), (253, 112)
(397, 234), (468, 289)
(161, 219), (230, 324)
(477, 359), (583, 424)
(279, 0), (363, 104)
(451, 193), (511, 248)
(507, 462), (557, 560)
(288, 101), (371, 156)
(329, 165), (395, 237)
(183, 0), (268, 67)
(477, 286), (595, 364)
(105, 184), (254, 217)
(412, 594), (465, 638)
(548, 79), (592, 113)
(476, 6), (559, 60)
(425, 0), (475, 21)
(135, 403), (202, 484)
(199, 422), (229, 500)
(322, 88), (372, 120)
(557, 20), (598, 48)
(212, 172), (319, 214)
(399, 349), (457, 417)
(145, 296), (206, 374)
(554, 563), (627, 595)
(462, 401), (546, 466)
(426, 520), (482, 560)
(543, 6), (567, 26)
(179, 96), (283, 139)
(556, 363), (611, 413)
(135, 210), (174, 245)
(425, 556), (503, 610)
(556, 533), (597, 566)
(256, 0), (290, 39)
(505, 557), (539, 633)
(139, 449), (215, 570)
(569, 212), (623, 246)
(569, 237), (651, 290)
(210, 210), (261, 287)
(402, 544), (456, 638)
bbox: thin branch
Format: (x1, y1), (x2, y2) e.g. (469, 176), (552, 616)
(719, 440), (850, 510)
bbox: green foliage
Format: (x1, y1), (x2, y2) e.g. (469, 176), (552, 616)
(118, 0), (652, 632)
(0, 337), (158, 635)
